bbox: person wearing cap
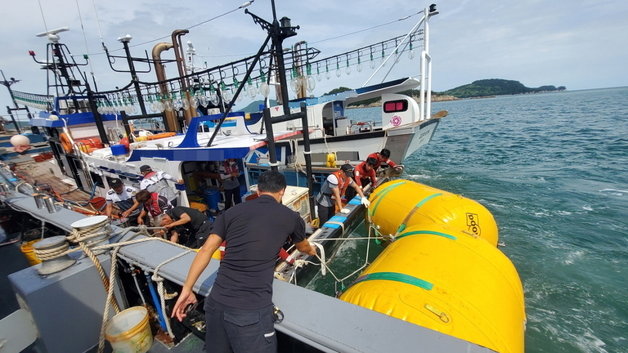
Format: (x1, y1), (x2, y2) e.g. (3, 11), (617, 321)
(139, 165), (184, 206)
(160, 206), (212, 247)
(171, 170), (316, 352)
(135, 189), (173, 228)
(315, 164), (370, 225)
(104, 178), (139, 219)
(346, 157), (378, 200)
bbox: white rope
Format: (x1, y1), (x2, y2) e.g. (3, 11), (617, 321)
(311, 242), (326, 276)
(290, 220), (383, 290)
(98, 247), (121, 353)
(14, 181), (27, 192)
(151, 250), (193, 339)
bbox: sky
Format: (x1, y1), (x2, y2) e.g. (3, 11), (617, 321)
(1, 0), (627, 120)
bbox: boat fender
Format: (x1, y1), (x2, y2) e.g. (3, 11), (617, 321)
(326, 152), (337, 168)
(59, 132), (73, 153)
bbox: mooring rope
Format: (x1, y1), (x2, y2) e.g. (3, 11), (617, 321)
(152, 250), (194, 339)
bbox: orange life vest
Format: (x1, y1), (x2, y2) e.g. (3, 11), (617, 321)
(331, 170), (351, 197)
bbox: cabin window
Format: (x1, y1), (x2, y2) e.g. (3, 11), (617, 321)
(383, 100), (408, 113)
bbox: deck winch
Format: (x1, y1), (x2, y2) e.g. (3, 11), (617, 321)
(32, 236), (76, 275)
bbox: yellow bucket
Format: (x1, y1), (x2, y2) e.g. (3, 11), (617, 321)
(105, 306), (153, 353)
(20, 240), (41, 266)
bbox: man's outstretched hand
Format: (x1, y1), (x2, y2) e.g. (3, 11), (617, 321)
(171, 287), (198, 322)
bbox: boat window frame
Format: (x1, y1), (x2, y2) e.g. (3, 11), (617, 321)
(383, 100), (409, 113)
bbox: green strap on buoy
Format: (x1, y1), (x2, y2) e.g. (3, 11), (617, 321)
(397, 230), (457, 241)
(353, 271), (433, 291)
(369, 181), (406, 218)
(395, 192), (443, 235)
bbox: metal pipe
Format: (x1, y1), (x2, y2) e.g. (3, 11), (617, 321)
(43, 195), (58, 213)
(120, 39), (149, 118)
(33, 193), (45, 208)
(171, 29), (196, 125)
(263, 108), (279, 172)
(299, 103), (315, 220)
(151, 42), (178, 132)
(292, 41), (308, 99)
(145, 273), (168, 331)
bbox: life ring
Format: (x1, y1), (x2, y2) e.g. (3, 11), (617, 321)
(147, 132), (176, 141)
(59, 132), (73, 153)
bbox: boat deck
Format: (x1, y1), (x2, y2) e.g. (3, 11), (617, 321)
(9, 158), (92, 203)
(1, 131), (92, 205)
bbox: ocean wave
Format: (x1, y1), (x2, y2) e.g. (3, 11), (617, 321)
(405, 173), (433, 180)
(599, 188), (627, 196)
(563, 250), (585, 265)
(572, 330), (610, 353)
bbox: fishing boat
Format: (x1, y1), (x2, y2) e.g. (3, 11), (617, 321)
(1, 2), (525, 353)
(8, 0), (444, 214)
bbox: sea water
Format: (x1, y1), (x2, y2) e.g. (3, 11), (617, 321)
(311, 87), (628, 353)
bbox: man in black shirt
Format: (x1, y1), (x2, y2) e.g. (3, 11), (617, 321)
(172, 171), (316, 353)
(161, 206), (212, 247)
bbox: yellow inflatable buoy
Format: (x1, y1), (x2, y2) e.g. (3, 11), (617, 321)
(368, 180), (499, 246)
(340, 222), (525, 353)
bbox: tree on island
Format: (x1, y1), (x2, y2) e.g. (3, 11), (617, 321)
(439, 79), (566, 98)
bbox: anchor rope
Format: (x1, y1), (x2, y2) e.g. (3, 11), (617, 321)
(98, 247), (120, 353)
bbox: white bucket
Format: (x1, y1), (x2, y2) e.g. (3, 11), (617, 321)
(105, 306), (153, 353)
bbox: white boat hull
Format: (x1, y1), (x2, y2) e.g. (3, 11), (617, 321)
(294, 118), (439, 165)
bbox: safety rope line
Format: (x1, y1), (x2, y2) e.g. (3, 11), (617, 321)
(152, 250), (194, 339)
(291, 222), (381, 293)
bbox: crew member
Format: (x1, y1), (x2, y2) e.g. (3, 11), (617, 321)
(171, 170), (317, 353)
(139, 165), (183, 206)
(315, 164), (370, 225)
(219, 159), (242, 210)
(104, 178), (138, 220)
(346, 157), (378, 200)
(368, 148), (400, 171)
(160, 206), (212, 247)
(135, 189), (173, 228)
